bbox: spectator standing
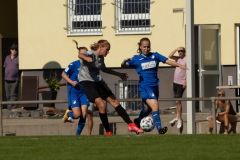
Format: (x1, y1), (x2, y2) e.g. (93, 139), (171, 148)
(3, 43), (20, 110)
(168, 47), (187, 129)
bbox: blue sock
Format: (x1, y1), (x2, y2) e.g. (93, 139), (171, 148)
(67, 112), (74, 119)
(137, 107), (149, 121)
(152, 111), (162, 131)
(76, 117), (86, 135)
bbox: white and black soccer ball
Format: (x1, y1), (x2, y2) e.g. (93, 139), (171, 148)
(140, 116), (155, 132)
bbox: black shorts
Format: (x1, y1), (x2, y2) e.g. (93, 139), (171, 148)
(80, 81), (114, 102)
(173, 83), (185, 98)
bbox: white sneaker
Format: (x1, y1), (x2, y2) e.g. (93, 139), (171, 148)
(206, 116), (211, 121)
(66, 117), (74, 123)
(177, 120), (182, 129)
(206, 116), (221, 124)
(169, 118), (178, 124)
(216, 120), (221, 124)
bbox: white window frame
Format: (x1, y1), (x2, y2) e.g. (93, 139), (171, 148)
(67, 0), (103, 36)
(113, 0), (152, 35)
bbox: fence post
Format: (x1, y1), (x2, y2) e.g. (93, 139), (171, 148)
(0, 98), (2, 136)
(210, 97), (217, 134)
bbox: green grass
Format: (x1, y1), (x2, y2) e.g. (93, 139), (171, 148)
(0, 135), (240, 160)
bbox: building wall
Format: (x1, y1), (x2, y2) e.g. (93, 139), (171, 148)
(17, 0), (240, 70)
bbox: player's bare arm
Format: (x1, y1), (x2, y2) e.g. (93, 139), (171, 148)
(102, 67), (129, 81)
(78, 52), (93, 62)
(61, 72), (78, 87)
(121, 58), (131, 68)
(165, 59), (188, 70)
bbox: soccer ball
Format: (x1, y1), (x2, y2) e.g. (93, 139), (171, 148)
(140, 116), (155, 132)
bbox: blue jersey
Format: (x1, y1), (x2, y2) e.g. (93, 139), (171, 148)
(63, 60), (89, 107)
(63, 60), (84, 92)
(127, 52), (168, 91)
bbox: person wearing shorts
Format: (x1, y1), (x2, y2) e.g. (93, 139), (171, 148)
(168, 46), (186, 129)
(121, 38), (188, 134)
(208, 89), (238, 134)
(77, 39), (144, 135)
(62, 46), (92, 135)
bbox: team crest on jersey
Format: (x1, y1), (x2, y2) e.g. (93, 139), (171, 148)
(64, 67), (69, 72)
(152, 55), (155, 59)
(72, 100), (76, 104)
(141, 61), (156, 70)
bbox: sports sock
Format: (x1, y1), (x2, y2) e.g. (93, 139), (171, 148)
(115, 105), (132, 124)
(67, 111), (74, 119)
(76, 117), (86, 135)
(99, 112), (111, 132)
(137, 107), (149, 121)
(152, 111), (162, 131)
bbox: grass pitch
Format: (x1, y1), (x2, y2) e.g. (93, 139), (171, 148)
(0, 134), (240, 160)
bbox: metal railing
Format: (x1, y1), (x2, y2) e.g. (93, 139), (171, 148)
(1, 97), (239, 136)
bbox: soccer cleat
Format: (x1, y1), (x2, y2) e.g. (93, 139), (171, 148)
(169, 118), (178, 124)
(62, 109), (72, 123)
(177, 120), (182, 129)
(133, 118), (141, 128)
(128, 123), (144, 134)
(106, 131), (113, 136)
(158, 126), (168, 134)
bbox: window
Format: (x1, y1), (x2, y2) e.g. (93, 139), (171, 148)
(67, 0), (102, 35)
(113, 0), (151, 34)
(119, 80), (144, 111)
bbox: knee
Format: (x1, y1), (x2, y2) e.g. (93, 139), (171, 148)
(110, 99), (120, 107)
(224, 114), (228, 119)
(73, 112), (81, 119)
(175, 101), (181, 105)
(96, 103), (106, 112)
(88, 112), (93, 119)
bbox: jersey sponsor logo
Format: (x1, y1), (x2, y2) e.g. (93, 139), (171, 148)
(141, 61), (156, 70)
(64, 67), (69, 72)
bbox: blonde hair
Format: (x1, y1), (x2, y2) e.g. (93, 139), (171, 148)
(90, 40), (110, 51)
(217, 89), (225, 96)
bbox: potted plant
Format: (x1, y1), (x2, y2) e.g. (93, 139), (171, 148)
(44, 72), (61, 92)
(41, 71), (61, 108)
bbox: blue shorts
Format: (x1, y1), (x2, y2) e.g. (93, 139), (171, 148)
(68, 87), (89, 109)
(139, 86), (159, 103)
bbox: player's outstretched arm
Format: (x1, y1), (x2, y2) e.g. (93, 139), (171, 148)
(165, 59), (188, 70)
(121, 58), (131, 68)
(102, 67), (129, 81)
(78, 52), (93, 62)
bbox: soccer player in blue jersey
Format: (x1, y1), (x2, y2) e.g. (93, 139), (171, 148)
(121, 37), (188, 134)
(62, 46), (94, 135)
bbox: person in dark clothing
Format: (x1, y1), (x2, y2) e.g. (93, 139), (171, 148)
(3, 43), (20, 110)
